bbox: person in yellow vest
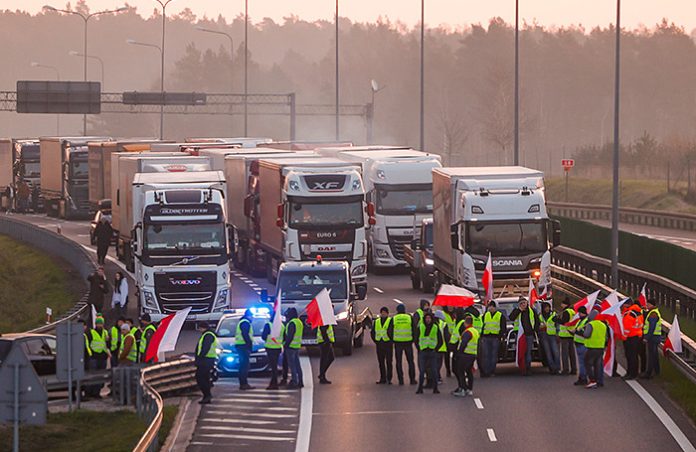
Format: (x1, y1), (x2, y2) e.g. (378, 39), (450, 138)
(571, 306), (589, 385)
(109, 317), (125, 369)
(539, 302), (561, 374)
(557, 298), (577, 375)
(453, 315), (479, 397)
(440, 305), (456, 378)
(371, 306), (394, 384)
(86, 316), (111, 398)
(583, 312), (608, 389)
(481, 301), (506, 377)
(449, 308), (467, 389)
(434, 310), (451, 383)
(317, 323), (335, 384)
(509, 297), (539, 376)
(235, 309), (255, 390)
(118, 323), (138, 366)
(195, 321), (219, 404)
(393, 304), (416, 386)
(284, 307), (304, 389)
(641, 300), (662, 379)
(139, 314), (157, 364)
(415, 312), (442, 394)
(261, 311), (284, 390)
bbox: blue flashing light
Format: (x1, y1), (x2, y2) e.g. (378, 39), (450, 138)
(250, 306), (270, 316)
(225, 356), (235, 363)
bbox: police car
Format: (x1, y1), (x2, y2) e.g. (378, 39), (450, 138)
(215, 307), (276, 376)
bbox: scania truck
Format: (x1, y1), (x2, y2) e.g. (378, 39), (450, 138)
(130, 170), (231, 322)
(432, 167), (561, 297)
(256, 158), (370, 298)
(317, 147), (442, 270)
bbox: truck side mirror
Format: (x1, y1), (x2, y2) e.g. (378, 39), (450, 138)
(552, 220), (561, 248)
(276, 203), (284, 228)
(243, 195), (253, 218)
(366, 202), (376, 226)
(131, 223), (143, 259)
(450, 223), (460, 250)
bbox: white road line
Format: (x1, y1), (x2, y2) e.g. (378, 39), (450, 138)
(392, 298), (404, 305)
(211, 398), (291, 404)
(201, 418), (276, 425)
(199, 425), (296, 434)
(218, 393), (293, 399)
(625, 380), (696, 452)
(295, 356), (314, 452)
(203, 411), (296, 419)
(487, 428), (497, 442)
(168, 398), (191, 448)
(197, 433), (295, 442)
(474, 398), (484, 409)
(373, 287), (384, 294)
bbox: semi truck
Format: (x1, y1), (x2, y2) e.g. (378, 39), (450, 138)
(130, 170), (231, 322)
(432, 167), (561, 297)
(317, 147), (442, 270)
(256, 157), (370, 298)
(40, 136), (112, 219)
(113, 154), (212, 268)
(0, 139), (42, 211)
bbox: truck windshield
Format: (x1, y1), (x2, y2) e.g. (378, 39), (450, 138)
(144, 222), (226, 254)
(466, 221), (547, 256)
(22, 162), (41, 177)
(71, 160), (89, 179)
(289, 201), (363, 229)
(278, 271), (347, 301)
(376, 188), (432, 215)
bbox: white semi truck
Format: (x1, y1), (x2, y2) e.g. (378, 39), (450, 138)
(256, 157), (370, 298)
(317, 146), (442, 269)
(432, 167), (561, 297)
(130, 170), (231, 322)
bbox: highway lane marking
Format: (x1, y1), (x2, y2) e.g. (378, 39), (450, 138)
(203, 410), (296, 418)
(295, 355), (313, 452)
(393, 298), (404, 304)
(201, 419), (276, 425)
(199, 425), (295, 434)
(373, 287), (384, 294)
(313, 410), (418, 416)
(474, 398), (484, 409)
(487, 428), (497, 442)
(196, 433), (295, 441)
(211, 398), (293, 404)
(218, 392), (293, 399)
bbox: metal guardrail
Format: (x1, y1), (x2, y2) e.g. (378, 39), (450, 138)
(547, 201), (696, 232)
(552, 246), (696, 382)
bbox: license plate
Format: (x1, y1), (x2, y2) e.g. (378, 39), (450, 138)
(302, 339), (318, 345)
(250, 357), (257, 363)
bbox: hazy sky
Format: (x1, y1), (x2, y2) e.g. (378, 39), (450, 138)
(8, 0), (696, 30)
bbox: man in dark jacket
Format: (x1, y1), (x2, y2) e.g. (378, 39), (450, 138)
(371, 306), (394, 384)
(509, 297), (539, 376)
(415, 312), (442, 394)
(481, 301), (507, 377)
(87, 267), (110, 322)
(236, 309), (255, 390)
(195, 322), (218, 404)
(454, 316), (478, 397)
(94, 217), (114, 265)
(284, 308), (303, 389)
(556, 297), (577, 375)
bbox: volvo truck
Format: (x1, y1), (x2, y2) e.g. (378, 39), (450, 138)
(432, 167), (561, 297)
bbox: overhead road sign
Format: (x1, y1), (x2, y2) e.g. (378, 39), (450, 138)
(16, 80), (101, 114)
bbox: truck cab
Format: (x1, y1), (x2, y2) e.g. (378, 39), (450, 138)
(275, 260), (371, 355)
(403, 218), (435, 292)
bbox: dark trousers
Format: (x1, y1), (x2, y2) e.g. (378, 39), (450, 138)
(559, 337), (576, 373)
(196, 362), (214, 399)
(456, 353), (476, 391)
(639, 339), (648, 374)
(97, 244), (109, 265)
(585, 348), (605, 385)
(394, 342), (415, 384)
(437, 352), (449, 379)
(318, 343), (335, 379)
(87, 356), (107, 396)
(417, 349), (438, 392)
(646, 338), (661, 377)
(481, 336), (500, 376)
(110, 350), (119, 369)
(286, 348), (303, 386)
(267, 348), (281, 387)
(624, 336), (641, 378)
(375, 341), (393, 383)
(282, 351), (289, 381)
(238, 347), (251, 386)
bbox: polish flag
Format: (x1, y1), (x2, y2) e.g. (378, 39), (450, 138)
(528, 278), (539, 306)
(637, 283), (648, 309)
(306, 288), (336, 329)
(481, 252), (493, 302)
(664, 315), (683, 354)
(515, 316), (528, 371)
(565, 290), (600, 327)
(269, 292), (283, 346)
(538, 285), (548, 301)
(145, 307), (191, 363)
(434, 284), (476, 307)
(599, 291), (619, 312)
(598, 297), (628, 376)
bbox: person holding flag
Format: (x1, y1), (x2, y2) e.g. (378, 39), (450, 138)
(572, 307), (590, 385)
(582, 311), (608, 389)
(509, 297), (539, 376)
(262, 298), (285, 390)
(306, 288), (337, 385)
(539, 302), (560, 375)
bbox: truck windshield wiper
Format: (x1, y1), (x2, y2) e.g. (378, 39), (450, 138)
(171, 255), (201, 266)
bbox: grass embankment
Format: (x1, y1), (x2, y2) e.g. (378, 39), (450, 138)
(0, 234), (82, 333)
(657, 356), (696, 425)
(546, 177), (696, 214)
(0, 406), (178, 452)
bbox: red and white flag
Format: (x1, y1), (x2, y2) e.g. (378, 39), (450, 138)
(482, 252), (493, 302)
(598, 297), (627, 376)
(269, 292), (283, 346)
(306, 288), (336, 329)
(664, 315), (683, 354)
(637, 283), (648, 309)
(566, 290), (600, 327)
(515, 316), (529, 371)
(538, 285), (548, 301)
(528, 278), (539, 306)
(145, 307), (191, 363)
(433, 284), (476, 308)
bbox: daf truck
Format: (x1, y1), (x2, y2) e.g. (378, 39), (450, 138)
(40, 136), (112, 219)
(432, 167), (561, 297)
(130, 170), (231, 322)
(256, 158), (370, 298)
(317, 147), (442, 269)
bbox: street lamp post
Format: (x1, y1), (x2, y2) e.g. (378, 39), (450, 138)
(196, 26), (234, 133)
(610, 0), (622, 286)
(514, 0), (520, 166)
(126, 39), (163, 138)
(30, 62), (61, 135)
(419, 0), (425, 151)
(43, 4), (127, 135)
(154, 0), (175, 140)
(69, 51), (104, 86)
(369, 80), (386, 145)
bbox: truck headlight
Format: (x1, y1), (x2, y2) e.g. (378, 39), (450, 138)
(336, 311), (349, 320)
(351, 264), (366, 276)
(213, 289), (230, 311)
(375, 248), (390, 258)
(143, 290), (158, 310)
(425, 258), (434, 266)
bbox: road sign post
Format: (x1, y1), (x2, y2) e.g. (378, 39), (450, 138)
(562, 159), (575, 202)
(56, 321), (86, 411)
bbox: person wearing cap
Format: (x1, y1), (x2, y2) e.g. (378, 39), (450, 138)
(481, 301), (506, 377)
(284, 307), (304, 389)
(583, 311), (608, 389)
(236, 309), (255, 390)
(509, 297), (539, 376)
(392, 304), (416, 385)
(453, 315), (478, 397)
(195, 322), (218, 404)
(413, 299), (431, 328)
(572, 306), (590, 385)
(622, 299), (643, 380)
(415, 312), (442, 394)
(139, 314), (157, 364)
(539, 302), (560, 375)
(371, 306), (394, 384)
(119, 322), (138, 366)
(641, 299), (662, 379)
(557, 297), (577, 375)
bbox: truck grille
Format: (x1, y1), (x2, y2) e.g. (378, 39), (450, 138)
(388, 235), (411, 261)
(302, 250), (353, 263)
(154, 271), (216, 314)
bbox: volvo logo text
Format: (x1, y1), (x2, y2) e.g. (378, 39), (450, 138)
(492, 259), (523, 267)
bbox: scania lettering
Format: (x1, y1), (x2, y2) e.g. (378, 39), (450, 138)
(432, 166), (561, 296)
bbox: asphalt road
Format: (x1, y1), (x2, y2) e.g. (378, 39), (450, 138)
(591, 219), (696, 252)
(9, 213), (696, 451)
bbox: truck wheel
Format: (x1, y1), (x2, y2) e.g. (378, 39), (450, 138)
(342, 339), (353, 356)
(421, 270), (434, 293)
(58, 200), (66, 219)
(410, 271), (421, 290)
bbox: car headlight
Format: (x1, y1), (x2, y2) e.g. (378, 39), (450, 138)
(143, 290), (159, 311)
(213, 289), (230, 311)
(258, 347), (266, 353)
(221, 348), (233, 354)
(375, 248), (390, 258)
(351, 264), (366, 276)
(336, 311), (349, 321)
(425, 258), (434, 266)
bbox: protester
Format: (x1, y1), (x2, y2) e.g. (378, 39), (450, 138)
(87, 266), (110, 323)
(94, 216), (114, 265)
(111, 271), (128, 319)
